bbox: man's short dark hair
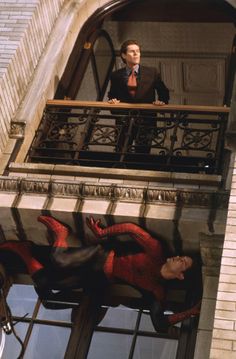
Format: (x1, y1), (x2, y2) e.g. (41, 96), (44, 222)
(120, 40), (140, 63)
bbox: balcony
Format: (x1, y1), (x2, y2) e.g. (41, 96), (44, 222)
(1, 90), (231, 359)
(27, 100), (229, 175)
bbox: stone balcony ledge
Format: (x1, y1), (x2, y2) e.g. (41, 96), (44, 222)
(8, 162), (222, 187)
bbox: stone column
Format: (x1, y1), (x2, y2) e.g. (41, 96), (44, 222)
(194, 233), (224, 359)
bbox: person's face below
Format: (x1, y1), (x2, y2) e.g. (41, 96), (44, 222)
(166, 256), (193, 280)
(122, 44), (141, 67)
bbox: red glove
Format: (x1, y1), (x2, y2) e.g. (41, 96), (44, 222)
(168, 301), (201, 325)
(86, 217), (104, 238)
(189, 301), (201, 316)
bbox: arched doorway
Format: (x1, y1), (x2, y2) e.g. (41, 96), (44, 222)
(57, 0), (236, 105)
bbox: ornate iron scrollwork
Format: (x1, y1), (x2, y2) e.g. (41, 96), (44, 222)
(27, 103), (228, 174)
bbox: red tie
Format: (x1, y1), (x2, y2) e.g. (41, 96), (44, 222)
(127, 69), (137, 97)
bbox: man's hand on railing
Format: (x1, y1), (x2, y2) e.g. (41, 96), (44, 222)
(108, 98), (121, 104)
(108, 98), (166, 105)
(153, 100), (166, 106)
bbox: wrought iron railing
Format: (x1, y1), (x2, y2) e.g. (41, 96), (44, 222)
(27, 100), (229, 174)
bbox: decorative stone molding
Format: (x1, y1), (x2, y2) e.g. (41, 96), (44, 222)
(147, 188), (229, 207)
(9, 121), (26, 139)
(113, 186), (144, 202)
(0, 177), (230, 208)
(200, 233), (224, 277)
(51, 181), (82, 197)
(20, 179), (50, 194)
(0, 177), (20, 192)
(81, 183), (113, 199)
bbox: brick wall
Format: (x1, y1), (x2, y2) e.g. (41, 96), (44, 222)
(210, 154), (236, 359)
(0, 0), (65, 153)
(0, 0), (111, 169)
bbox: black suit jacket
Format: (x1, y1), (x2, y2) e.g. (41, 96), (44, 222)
(108, 65), (169, 104)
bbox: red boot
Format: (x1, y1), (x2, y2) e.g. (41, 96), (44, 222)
(0, 241), (43, 276)
(38, 216), (69, 248)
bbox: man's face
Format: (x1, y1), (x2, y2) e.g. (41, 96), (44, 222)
(122, 44), (141, 67)
(166, 256), (193, 280)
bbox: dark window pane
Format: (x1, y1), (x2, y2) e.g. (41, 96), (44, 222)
(139, 311), (156, 332)
(7, 284), (37, 317)
(133, 336), (178, 359)
(2, 323), (29, 359)
(93, 36), (113, 90)
(23, 325), (70, 359)
(98, 305), (138, 329)
(37, 304), (71, 322)
(75, 61), (97, 100)
(88, 332), (133, 359)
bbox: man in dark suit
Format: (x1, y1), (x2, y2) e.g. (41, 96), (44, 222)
(108, 39), (169, 105)
(108, 39), (169, 155)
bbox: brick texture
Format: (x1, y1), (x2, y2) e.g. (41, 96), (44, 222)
(0, 0), (65, 152)
(210, 155), (236, 358)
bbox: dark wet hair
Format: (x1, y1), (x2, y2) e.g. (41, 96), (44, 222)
(166, 253), (203, 311)
(120, 40), (140, 63)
